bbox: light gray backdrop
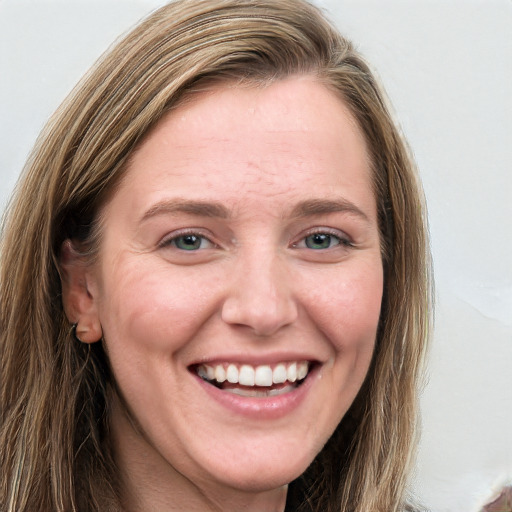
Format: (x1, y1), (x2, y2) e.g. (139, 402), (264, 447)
(1, 1), (511, 510)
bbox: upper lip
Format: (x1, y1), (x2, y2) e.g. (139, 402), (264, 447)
(187, 352), (324, 368)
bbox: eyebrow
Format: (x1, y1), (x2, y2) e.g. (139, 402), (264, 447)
(289, 199), (369, 222)
(141, 199), (230, 222)
(140, 197), (369, 223)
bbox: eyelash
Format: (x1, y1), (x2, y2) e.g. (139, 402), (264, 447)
(292, 229), (353, 251)
(159, 228), (353, 252)
(159, 229), (216, 251)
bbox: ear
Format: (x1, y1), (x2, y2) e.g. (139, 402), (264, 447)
(60, 239), (103, 343)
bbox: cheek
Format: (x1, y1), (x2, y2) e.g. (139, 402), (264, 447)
(299, 259), (383, 352)
(98, 262), (224, 355)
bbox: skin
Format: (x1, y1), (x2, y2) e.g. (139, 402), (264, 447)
(61, 76), (384, 512)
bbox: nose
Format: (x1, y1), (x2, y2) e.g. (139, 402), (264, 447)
(221, 252), (298, 337)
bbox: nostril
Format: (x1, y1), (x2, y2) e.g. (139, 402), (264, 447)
(220, 293), (298, 337)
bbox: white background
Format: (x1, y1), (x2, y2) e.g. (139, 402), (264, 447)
(1, 1), (511, 510)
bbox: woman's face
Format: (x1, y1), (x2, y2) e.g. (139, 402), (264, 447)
(76, 77), (383, 497)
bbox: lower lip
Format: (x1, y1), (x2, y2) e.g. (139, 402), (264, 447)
(193, 366), (318, 420)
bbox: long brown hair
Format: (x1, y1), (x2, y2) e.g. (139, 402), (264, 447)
(0, 1), (432, 510)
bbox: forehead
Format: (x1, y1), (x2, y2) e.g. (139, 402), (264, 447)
(106, 77), (374, 221)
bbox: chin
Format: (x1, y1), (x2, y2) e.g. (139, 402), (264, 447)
(198, 438), (320, 493)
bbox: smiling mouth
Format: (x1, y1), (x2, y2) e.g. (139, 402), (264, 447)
(192, 361), (312, 398)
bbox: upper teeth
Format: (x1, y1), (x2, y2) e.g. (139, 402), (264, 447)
(197, 361), (309, 387)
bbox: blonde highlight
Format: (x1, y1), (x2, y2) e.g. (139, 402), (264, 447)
(1, 1), (432, 511)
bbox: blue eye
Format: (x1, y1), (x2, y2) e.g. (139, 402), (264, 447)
(166, 234), (213, 251)
(174, 234), (202, 250)
(304, 233), (340, 250)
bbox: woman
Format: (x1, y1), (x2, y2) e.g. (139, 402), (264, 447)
(0, 1), (432, 511)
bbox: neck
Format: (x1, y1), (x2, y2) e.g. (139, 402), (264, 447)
(110, 399), (288, 512)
